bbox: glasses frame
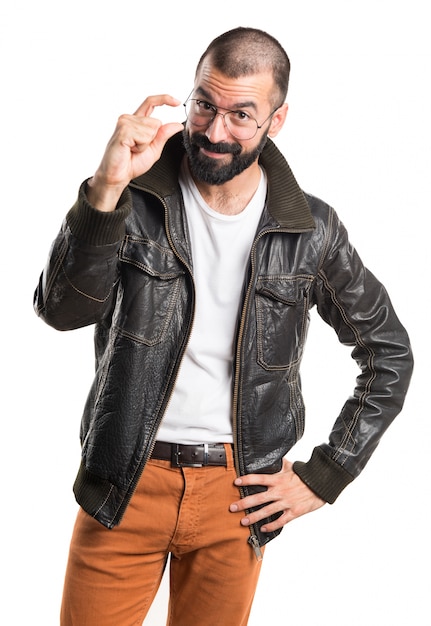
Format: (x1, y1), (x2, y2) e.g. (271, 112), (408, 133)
(183, 92), (281, 140)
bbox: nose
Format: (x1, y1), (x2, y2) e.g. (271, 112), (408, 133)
(205, 112), (231, 143)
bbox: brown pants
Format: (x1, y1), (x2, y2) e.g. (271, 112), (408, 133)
(60, 445), (264, 625)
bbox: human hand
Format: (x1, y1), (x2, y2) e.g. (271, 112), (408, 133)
(229, 458), (325, 533)
(87, 94), (184, 212)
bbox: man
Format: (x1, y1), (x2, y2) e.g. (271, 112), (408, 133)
(34, 27), (413, 625)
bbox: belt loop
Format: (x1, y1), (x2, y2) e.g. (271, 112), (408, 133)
(203, 443), (209, 466)
(171, 443), (180, 467)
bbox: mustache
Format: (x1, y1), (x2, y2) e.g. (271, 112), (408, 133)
(191, 133), (242, 156)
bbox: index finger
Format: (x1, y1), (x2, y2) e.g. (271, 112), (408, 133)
(133, 94), (182, 118)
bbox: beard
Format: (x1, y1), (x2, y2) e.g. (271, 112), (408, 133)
(182, 128), (268, 186)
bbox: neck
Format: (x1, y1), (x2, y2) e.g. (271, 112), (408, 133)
(192, 162), (262, 216)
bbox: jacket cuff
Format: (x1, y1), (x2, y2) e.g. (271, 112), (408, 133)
(292, 446), (354, 504)
(66, 179), (133, 246)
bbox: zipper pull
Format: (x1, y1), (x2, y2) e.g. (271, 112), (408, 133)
(248, 534), (263, 561)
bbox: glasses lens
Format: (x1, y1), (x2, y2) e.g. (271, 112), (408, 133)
(184, 100), (258, 140)
(224, 112), (258, 140)
(185, 100), (213, 127)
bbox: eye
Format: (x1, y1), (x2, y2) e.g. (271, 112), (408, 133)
(230, 110), (253, 123)
(196, 100), (216, 113)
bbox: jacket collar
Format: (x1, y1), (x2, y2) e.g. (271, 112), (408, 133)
(131, 132), (315, 231)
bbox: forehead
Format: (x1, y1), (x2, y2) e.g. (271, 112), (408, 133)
(194, 59), (275, 109)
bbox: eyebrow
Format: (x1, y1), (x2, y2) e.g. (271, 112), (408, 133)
(194, 86), (258, 112)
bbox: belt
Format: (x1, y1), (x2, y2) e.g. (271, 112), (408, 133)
(151, 441), (227, 467)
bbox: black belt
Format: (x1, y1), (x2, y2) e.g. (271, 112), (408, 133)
(151, 441), (227, 467)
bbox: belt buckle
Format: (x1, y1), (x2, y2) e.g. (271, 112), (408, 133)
(171, 443), (209, 467)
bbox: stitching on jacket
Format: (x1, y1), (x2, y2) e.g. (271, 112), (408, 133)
(36, 233), (69, 314)
(59, 260), (116, 303)
(114, 275), (182, 346)
(93, 485), (115, 518)
(255, 274), (313, 371)
(317, 205), (334, 273)
(317, 269), (377, 464)
(120, 257), (182, 280)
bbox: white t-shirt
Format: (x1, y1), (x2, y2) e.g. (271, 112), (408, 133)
(158, 159), (267, 444)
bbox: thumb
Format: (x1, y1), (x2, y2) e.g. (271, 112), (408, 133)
(150, 121), (184, 158)
(159, 121), (184, 143)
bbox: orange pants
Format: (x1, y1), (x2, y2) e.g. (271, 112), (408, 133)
(60, 445), (264, 625)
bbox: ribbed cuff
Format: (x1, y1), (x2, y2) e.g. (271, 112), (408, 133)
(73, 460), (114, 518)
(66, 179), (133, 246)
(292, 446), (354, 504)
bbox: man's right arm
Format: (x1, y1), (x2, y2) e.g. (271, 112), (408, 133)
(34, 94), (184, 330)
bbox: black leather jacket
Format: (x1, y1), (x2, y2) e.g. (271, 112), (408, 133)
(34, 133), (413, 555)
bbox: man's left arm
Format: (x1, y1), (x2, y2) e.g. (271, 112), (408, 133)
(230, 208), (414, 531)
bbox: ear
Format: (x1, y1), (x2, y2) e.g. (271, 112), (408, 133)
(267, 103), (289, 138)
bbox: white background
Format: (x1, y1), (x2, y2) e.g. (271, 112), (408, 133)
(1, 1), (429, 624)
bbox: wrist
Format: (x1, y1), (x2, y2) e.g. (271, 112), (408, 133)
(87, 175), (127, 213)
(292, 447), (354, 504)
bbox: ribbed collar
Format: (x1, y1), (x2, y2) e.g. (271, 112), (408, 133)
(131, 132), (315, 231)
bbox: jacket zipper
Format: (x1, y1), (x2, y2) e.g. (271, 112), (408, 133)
(232, 226), (284, 561)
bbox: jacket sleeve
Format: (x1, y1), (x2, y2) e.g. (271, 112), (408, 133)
(293, 207), (414, 503)
(34, 180), (133, 331)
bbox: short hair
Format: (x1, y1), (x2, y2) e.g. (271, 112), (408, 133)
(196, 27), (291, 106)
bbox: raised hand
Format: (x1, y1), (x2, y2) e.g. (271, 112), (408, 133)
(87, 94), (184, 212)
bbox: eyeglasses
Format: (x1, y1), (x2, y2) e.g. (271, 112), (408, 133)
(183, 95), (280, 141)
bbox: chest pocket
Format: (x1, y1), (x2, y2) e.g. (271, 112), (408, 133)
(115, 235), (186, 346)
(255, 275), (313, 371)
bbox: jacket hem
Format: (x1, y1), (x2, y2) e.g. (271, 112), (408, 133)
(73, 461), (117, 527)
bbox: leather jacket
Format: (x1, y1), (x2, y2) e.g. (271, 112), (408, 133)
(34, 133), (413, 555)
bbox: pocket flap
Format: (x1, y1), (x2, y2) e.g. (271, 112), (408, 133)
(119, 235), (184, 279)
